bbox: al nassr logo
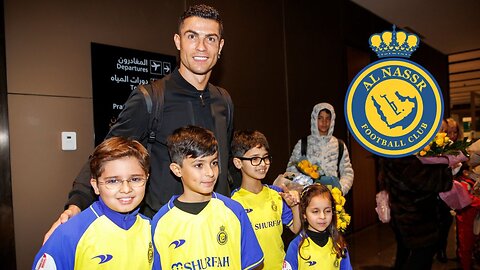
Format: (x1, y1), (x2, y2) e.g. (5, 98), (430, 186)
(344, 26), (444, 158)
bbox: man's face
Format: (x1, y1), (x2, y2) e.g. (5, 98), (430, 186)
(170, 152), (219, 202)
(174, 16), (224, 78)
(317, 110), (331, 135)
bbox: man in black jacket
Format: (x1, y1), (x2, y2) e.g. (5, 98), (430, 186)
(44, 4), (233, 241)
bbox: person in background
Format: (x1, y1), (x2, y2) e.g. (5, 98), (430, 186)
(286, 103), (354, 195)
(446, 117), (464, 142)
(33, 137), (152, 269)
(152, 126), (264, 269)
(378, 155), (453, 270)
(231, 130), (300, 269)
(44, 4), (233, 242)
(434, 118), (454, 263)
(436, 117), (464, 263)
(454, 139), (480, 269)
(283, 183), (352, 270)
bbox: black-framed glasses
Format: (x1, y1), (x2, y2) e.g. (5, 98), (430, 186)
(97, 176), (147, 190)
(236, 155), (272, 166)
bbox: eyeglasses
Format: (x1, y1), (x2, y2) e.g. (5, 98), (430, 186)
(236, 155), (272, 166)
(97, 176), (147, 190)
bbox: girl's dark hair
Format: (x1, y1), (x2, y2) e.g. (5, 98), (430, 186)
(318, 108), (332, 117)
(298, 183), (347, 262)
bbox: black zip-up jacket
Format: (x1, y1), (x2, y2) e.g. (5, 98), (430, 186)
(67, 69), (234, 217)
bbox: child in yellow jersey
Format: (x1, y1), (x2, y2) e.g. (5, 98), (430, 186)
(152, 126), (264, 270)
(33, 137), (153, 270)
(283, 183), (352, 270)
(230, 130), (301, 270)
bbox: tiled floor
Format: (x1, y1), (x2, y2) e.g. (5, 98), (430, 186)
(347, 221), (478, 269)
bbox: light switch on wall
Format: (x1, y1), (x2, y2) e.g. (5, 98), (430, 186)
(61, 132), (77, 151)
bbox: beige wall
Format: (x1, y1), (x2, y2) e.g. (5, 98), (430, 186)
(5, 1), (183, 268)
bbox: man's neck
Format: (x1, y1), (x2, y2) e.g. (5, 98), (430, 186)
(179, 67), (211, 90)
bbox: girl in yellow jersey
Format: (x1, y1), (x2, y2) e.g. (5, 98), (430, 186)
(283, 184), (352, 270)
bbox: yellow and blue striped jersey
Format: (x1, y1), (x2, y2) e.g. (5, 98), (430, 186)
(33, 198), (153, 270)
(283, 232), (352, 270)
(152, 192), (264, 270)
(231, 185), (293, 270)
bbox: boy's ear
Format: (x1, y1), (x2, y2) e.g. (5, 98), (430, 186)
(233, 157), (243, 169)
(169, 163), (183, 178)
(91, 178), (100, 195)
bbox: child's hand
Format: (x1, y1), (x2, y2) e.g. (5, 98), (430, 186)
(279, 184), (300, 207)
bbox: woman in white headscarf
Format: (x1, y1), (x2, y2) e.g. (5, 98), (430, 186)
(286, 103), (354, 195)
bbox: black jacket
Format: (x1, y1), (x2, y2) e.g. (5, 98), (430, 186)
(67, 69), (234, 217)
(379, 156), (453, 249)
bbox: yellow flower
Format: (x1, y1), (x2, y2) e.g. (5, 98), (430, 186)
(419, 150), (427, 156)
(331, 187), (342, 196)
(332, 193), (341, 204)
(343, 213), (351, 224)
(297, 159), (322, 179)
(336, 204), (343, 212)
(337, 196), (346, 206)
(444, 137), (450, 143)
(437, 132), (447, 139)
(435, 138), (444, 147)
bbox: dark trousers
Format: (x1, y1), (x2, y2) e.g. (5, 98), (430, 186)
(438, 199), (453, 251)
(437, 199), (453, 253)
(393, 226), (437, 270)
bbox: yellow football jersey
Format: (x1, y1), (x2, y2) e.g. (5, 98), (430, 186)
(152, 193), (264, 270)
(232, 185), (293, 270)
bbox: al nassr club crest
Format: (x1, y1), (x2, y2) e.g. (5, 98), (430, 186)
(344, 26), (444, 157)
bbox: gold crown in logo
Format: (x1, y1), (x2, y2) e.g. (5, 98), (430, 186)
(369, 25), (419, 58)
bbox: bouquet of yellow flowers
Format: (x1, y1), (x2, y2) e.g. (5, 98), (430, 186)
(290, 158), (342, 191)
(296, 159), (322, 180)
(331, 187), (351, 232)
(417, 132), (472, 166)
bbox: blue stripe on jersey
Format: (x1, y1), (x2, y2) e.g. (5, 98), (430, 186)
(33, 200), (151, 269)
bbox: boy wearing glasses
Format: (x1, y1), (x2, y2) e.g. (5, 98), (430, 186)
(231, 130), (301, 269)
(33, 137), (153, 270)
(151, 126), (264, 269)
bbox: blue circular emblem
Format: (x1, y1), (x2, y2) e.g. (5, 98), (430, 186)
(344, 58), (443, 157)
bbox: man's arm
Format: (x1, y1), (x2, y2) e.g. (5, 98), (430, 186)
(44, 86), (151, 242)
(43, 205), (80, 244)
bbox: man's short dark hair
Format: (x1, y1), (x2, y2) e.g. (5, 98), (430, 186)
(179, 4), (223, 37)
(231, 130), (270, 157)
(167, 125), (218, 165)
